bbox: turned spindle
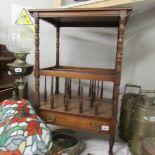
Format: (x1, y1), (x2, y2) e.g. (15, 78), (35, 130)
(44, 76), (47, 103)
(67, 78), (71, 103)
(79, 85), (83, 113)
(93, 80), (96, 102)
(55, 27), (60, 94)
(89, 80), (92, 97)
(78, 79), (81, 96)
(69, 78), (72, 99)
(95, 81), (100, 115)
(97, 81), (100, 99)
(50, 77), (54, 109)
(34, 15), (40, 108)
(64, 78), (67, 99)
(100, 81), (103, 99)
(90, 80), (94, 108)
(64, 78), (69, 111)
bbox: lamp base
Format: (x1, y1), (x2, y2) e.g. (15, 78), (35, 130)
(7, 52), (33, 99)
(16, 77), (26, 99)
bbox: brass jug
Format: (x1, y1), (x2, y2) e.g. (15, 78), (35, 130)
(130, 96), (155, 155)
(119, 84), (142, 142)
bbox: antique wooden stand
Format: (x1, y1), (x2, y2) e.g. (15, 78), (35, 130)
(29, 8), (132, 155)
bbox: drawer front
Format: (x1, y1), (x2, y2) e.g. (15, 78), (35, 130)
(39, 110), (111, 133)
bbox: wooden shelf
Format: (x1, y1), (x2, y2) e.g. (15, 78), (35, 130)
(29, 8), (132, 27)
(40, 66), (117, 81)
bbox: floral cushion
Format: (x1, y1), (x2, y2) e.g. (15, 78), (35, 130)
(0, 99), (52, 155)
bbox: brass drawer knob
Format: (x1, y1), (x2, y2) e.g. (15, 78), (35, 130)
(47, 116), (57, 123)
(90, 122), (101, 133)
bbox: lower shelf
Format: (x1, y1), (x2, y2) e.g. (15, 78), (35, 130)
(40, 94), (112, 118)
(39, 94), (113, 133)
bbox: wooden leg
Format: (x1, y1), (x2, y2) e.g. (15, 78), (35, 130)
(109, 135), (115, 155)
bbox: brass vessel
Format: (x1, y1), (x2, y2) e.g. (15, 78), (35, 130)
(7, 52), (33, 98)
(130, 96), (155, 155)
(119, 84), (141, 142)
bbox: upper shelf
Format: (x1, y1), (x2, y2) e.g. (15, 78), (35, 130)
(39, 66), (117, 81)
(29, 8), (132, 27)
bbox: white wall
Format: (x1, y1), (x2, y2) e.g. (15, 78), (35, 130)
(0, 0), (54, 27)
(122, 7), (155, 91)
(0, 1), (155, 102)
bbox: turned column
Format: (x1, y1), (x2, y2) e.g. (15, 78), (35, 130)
(55, 27), (60, 94)
(34, 13), (40, 108)
(113, 10), (127, 115)
(109, 10), (127, 155)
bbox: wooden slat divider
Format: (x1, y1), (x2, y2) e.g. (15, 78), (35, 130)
(50, 77), (54, 109)
(90, 80), (93, 108)
(44, 76), (47, 103)
(69, 78), (72, 99)
(95, 81), (100, 115)
(89, 80), (92, 97)
(78, 79), (81, 96)
(100, 81), (104, 99)
(64, 78), (69, 111)
(79, 85), (83, 113)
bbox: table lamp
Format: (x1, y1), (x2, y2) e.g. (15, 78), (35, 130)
(6, 25), (34, 98)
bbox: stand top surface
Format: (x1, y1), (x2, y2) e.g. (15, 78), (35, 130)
(29, 7), (132, 27)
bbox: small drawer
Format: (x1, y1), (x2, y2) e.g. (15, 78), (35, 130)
(39, 110), (111, 133)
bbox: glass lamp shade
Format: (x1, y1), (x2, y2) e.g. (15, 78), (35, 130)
(6, 25), (34, 53)
(0, 99), (53, 155)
